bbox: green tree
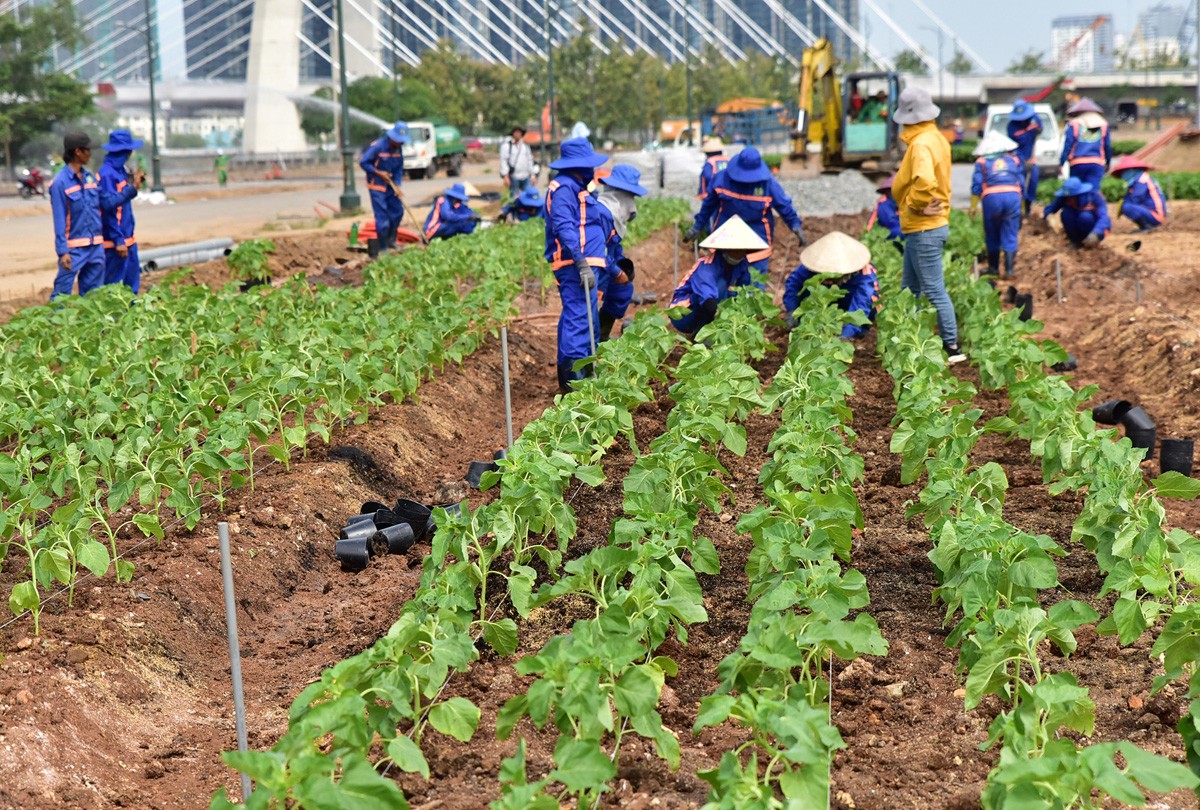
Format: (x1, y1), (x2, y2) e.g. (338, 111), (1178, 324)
(894, 49), (929, 75)
(948, 50), (973, 75)
(0, 0), (94, 174)
(407, 40), (482, 130)
(1008, 49), (1050, 74)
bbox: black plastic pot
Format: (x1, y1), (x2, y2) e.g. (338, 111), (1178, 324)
(367, 237), (380, 259)
(340, 521), (377, 541)
(335, 537), (370, 571)
(466, 460), (493, 489)
(376, 523), (416, 554)
(239, 277), (271, 293)
(1126, 239), (1142, 253)
(1122, 406), (1157, 460)
(424, 502), (463, 543)
(1005, 285), (1019, 305)
(1051, 353), (1078, 373)
(360, 501), (388, 515)
(493, 448), (508, 462)
(394, 498), (433, 542)
(1160, 438), (1194, 477)
(345, 513), (376, 528)
(1014, 293), (1033, 321)
(1092, 399), (1133, 425)
(369, 507), (403, 530)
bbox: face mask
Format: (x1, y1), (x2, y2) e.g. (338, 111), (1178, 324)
(597, 187), (638, 237)
(1122, 170), (1141, 184)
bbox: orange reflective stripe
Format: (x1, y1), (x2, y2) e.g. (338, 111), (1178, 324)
(116, 180), (127, 192)
(66, 235), (102, 247)
(866, 199), (880, 230)
(424, 196), (444, 238)
(83, 182), (97, 189)
(981, 185), (1022, 197)
(366, 182), (388, 192)
(748, 247), (772, 262)
(63, 184), (81, 194)
(578, 191), (589, 255)
(715, 187), (770, 203)
(1145, 180), (1166, 221)
(126, 236), (137, 246)
(1069, 156), (1106, 166)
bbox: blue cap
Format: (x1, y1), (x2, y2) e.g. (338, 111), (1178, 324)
(101, 128), (145, 152)
(1011, 100), (1036, 122)
(387, 121), (412, 144)
(725, 147), (772, 183)
(517, 186), (543, 207)
(549, 136), (608, 170)
(444, 183), (470, 202)
(600, 164), (648, 196)
(1055, 176), (1093, 197)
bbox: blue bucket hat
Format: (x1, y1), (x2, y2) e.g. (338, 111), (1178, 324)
(1055, 176), (1093, 197)
(101, 128), (144, 152)
(1010, 100), (1036, 122)
(517, 186), (543, 207)
(445, 183), (470, 202)
(387, 120), (412, 144)
(549, 136), (608, 170)
(726, 147), (772, 184)
(600, 164), (648, 196)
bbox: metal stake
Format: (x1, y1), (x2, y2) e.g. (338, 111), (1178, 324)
(500, 326), (514, 450)
(1136, 277), (1143, 303)
(1054, 258), (1063, 303)
(218, 522), (252, 803)
(673, 226), (679, 290)
(583, 277), (597, 358)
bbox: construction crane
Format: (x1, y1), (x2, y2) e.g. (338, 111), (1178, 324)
(1057, 15), (1109, 71)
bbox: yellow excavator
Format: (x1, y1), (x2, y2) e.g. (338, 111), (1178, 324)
(792, 38), (903, 173)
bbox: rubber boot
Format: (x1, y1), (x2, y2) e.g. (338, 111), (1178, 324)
(557, 362), (585, 394)
(985, 251), (1000, 276)
(383, 223), (399, 250)
(598, 311), (616, 342)
(367, 237), (380, 259)
(1003, 251), (1016, 279)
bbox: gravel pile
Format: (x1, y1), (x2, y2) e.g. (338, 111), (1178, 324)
(610, 147), (877, 218)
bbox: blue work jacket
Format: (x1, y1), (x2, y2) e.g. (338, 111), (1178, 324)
(50, 164), (103, 256)
(783, 264), (880, 339)
(99, 155), (138, 249)
(693, 171), (803, 263)
(544, 171), (607, 270)
(360, 136), (405, 193)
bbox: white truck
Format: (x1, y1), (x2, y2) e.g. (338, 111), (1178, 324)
(980, 103), (1064, 172)
(402, 121), (466, 180)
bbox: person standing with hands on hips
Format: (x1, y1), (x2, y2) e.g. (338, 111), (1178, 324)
(544, 137), (609, 393)
(98, 129), (146, 293)
(500, 126), (535, 196)
(890, 86), (964, 364)
(49, 131), (106, 300)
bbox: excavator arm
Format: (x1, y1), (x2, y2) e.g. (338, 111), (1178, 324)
(792, 38), (843, 162)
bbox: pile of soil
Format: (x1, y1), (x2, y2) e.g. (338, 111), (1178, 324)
(2, 209), (1199, 809)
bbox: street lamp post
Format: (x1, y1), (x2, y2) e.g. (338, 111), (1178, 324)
(545, 0), (556, 164)
(684, 1), (694, 146)
(389, 6), (400, 119)
(140, 0), (164, 192)
(335, 0), (359, 212)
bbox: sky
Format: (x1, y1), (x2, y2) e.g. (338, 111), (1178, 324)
(864, 0), (1186, 72)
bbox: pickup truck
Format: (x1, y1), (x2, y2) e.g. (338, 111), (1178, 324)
(980, 103), (1064, 172)
(403, 122), (466, 179)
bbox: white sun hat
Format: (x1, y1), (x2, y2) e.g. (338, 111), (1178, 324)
(460, 181), (482, 197)
(699, 215), (769, 251)
(799, 231), (872, 276)
(973, 131), (1019, 156)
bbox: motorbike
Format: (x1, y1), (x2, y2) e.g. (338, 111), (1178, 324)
(17, 168), (46, 199)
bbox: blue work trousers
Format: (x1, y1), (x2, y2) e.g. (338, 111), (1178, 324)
(369, 189), (404, 243)
(1068, 164), (1105, 189)
(555, 266), (600, 364)
(597, 267), (633, 320)
(1122, 203), (1162, 230)
(104, 244), (141, 293)
(982, 193), (1022, 254)
(52, 244), (105, 299)
(900, 225), (958, 346)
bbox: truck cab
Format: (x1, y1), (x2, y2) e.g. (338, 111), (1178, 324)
(403, 121), (466, 180)
(981, 103), (1063, 171)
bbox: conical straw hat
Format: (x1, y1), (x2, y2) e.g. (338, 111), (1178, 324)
(974, 131), (1018, 156)
(799, 231), (871, 276)
(699, 215), (769, 251)
(461, 181), (482, 197)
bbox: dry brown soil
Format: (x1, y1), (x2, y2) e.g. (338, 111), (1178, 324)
(1, 211), (1199, 809)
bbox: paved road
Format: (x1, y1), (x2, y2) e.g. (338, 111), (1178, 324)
(0, 169), (500, 296)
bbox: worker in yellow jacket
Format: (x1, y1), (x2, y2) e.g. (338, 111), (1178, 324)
(891, 86), (964, 364)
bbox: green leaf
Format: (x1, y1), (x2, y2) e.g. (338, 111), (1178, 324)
(1008, 556), (1059, 589)
(386, 735), (430, 779)
(694, 695), (735, 731)
(1117, 740), (1200, 792)
(1152, 471), (1200, 500)
(76, 539), (111, 577)
(336, 752), (411, 807)
(549, 737), (616, 793)
(481, 619), (519, 656)
(8, 580), (38, 615)
(427, 697), (480, 742)
(133, 513), (164, 540)
(1109, 597), (1149, 646)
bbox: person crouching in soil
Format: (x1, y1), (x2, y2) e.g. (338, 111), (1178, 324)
(423, 183), (479, 240)
(783, 231), (880, 340)
(1042, 176), (1111, 249)
(669, 215), (768, 336)
(1111, 156), (1167, 233)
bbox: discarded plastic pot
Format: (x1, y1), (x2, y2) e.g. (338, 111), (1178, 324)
(1160, 438), (1194, 477)
(465, 460), (493, 489)
(1015, 293), (1033, 321)
(1092, 399), (1133, 425)
(1005, 285), (1019, 305)
(340, 521), (377, 541)
(376, 523), (416, 554)
(360, 501), (388, 515)
(394, 498), (433, 542)
(493, 448), (508, 462)
(345, 513), (376, 528)
(1121, 406), (1157, 460)
(424, 502), (463, 542)
(369, 507), (403, 530)
(335, 537), (370, 571)
(1051, 353), (1077, 372)
(239, 277), (271, 293)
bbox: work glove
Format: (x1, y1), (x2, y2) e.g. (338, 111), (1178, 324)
(1082, 232), (1100, 248)
(792, 226), (806, 246)
(617, 257), (635, 282)
(890, 239), (905, 255)
(576, 259), (595, 289)
(683, 226), (700, 243)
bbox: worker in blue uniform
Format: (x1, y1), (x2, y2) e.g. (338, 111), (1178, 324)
(687, 146), (804, 276)
(866, 175), (903, 247)
(423, 183), (479, 240)
(1060, 98), (1111, 190)
(1111, 156), (1167, 232)
(360, 121), (410, 256)
(500, 186), (545, 222)
(1006, 99), (1043, 216)
(98, 129), (146, 293)
(594, 163), (647, 342)
(670, 215), (768, 335)
(969, 131), (1024, 278)
(696, 136), (729, 200)
(544, 137), (609, 392)
(1043, 176), (1112, 248)
(783, 231), (880, 339)
(49, 131), (105, 300)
